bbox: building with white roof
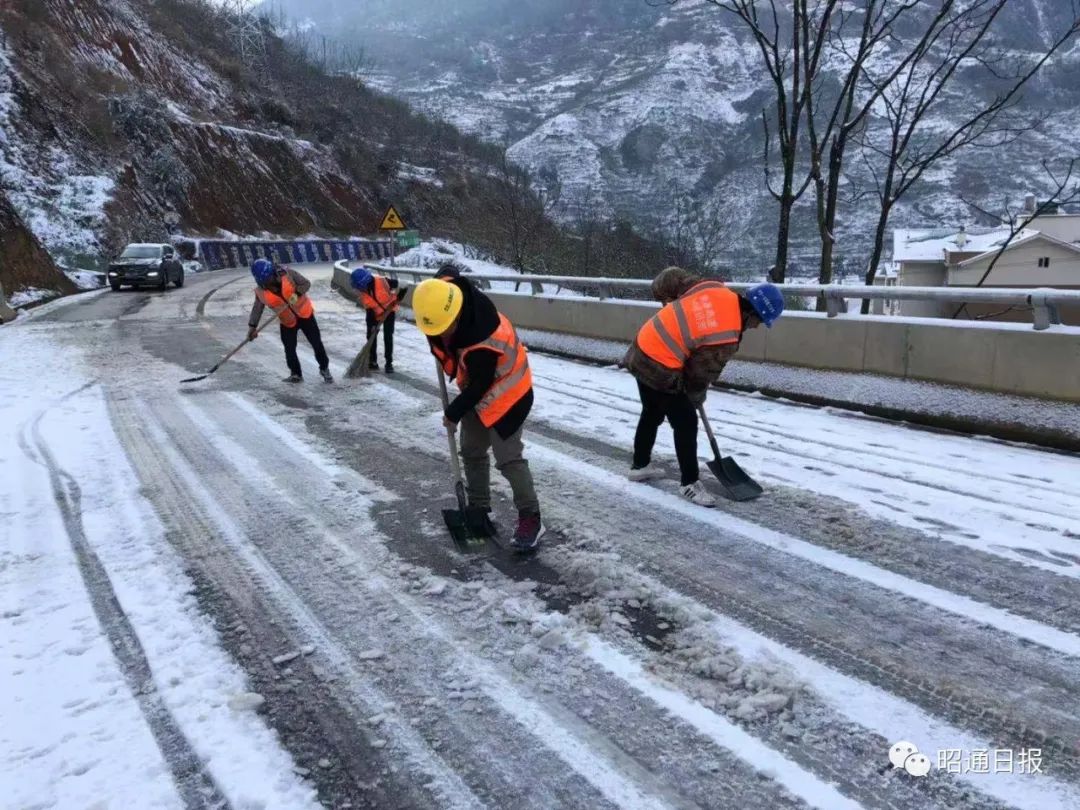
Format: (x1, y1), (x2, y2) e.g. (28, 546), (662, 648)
(886, 205), (1080, 318)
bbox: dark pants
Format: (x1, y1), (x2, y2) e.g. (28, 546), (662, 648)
(633, 380), (699, 485)
(365, 310), (395, 365)
(280, 315), (329, 377)
(460, 411), (540, 515)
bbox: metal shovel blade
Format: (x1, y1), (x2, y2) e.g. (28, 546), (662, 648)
(442, 508), (489, 552)
(706, 455), (764, 502)
(464, 507), (497, 539)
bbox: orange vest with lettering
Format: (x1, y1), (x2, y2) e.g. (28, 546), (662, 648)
(256, 274), (314, 328)
(359, 275), (399, 318)
(636, 281), (741, 369)
(432, 313), (532, 428)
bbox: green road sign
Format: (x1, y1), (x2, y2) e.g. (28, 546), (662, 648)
(395, 230), (420, 249)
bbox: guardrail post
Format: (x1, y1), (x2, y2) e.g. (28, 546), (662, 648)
(825, 291), (846, 318)
(1029, 291), (1060, 331)
(530, 281), (543, 295)
(598, 284), (612, 300)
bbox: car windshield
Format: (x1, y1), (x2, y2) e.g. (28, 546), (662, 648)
(120, 245), (160, 259)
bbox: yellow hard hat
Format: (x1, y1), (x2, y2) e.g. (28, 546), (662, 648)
(413, 278), (463, 336)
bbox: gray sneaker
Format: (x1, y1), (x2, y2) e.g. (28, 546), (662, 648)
(628, 463), (663, 482)
(282, 374), (303, 383)
(319, 367), (334, 383)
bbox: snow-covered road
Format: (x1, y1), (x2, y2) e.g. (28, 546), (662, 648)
(3, 264), (1079, 809)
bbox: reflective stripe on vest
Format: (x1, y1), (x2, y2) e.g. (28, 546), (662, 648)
(360, 275), (398, 317)
(256, 275), (313, 328)
(456, 314), (532, 428)
(637, 281), (741, 369)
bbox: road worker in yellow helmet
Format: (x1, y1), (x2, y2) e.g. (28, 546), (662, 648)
(413, 276), (463, 337)
(413, 273), (544, 551)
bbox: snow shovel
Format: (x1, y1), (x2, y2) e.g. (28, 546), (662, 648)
(435, 360), (495, 550)
(697, 403), (763, 502)
(180, 315), (275, 384)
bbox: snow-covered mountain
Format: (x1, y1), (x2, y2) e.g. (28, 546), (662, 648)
(1, 0), (683, 301)
(271, 0), (1080, 275)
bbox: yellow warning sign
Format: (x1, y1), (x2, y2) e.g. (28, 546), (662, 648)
(379, 205), (406, 231)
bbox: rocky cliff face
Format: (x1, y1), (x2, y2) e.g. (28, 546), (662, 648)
(275, 0), (1080, 275)
(0, 191), (74, 303)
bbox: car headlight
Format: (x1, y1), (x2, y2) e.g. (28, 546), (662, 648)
(108, 271), (118, 276)
(147, 271), (159, 276)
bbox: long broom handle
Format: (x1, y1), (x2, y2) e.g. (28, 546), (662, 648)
(210, 314), (275, 372)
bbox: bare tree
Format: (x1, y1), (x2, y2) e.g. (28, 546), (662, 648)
(333, 34), (375, 79)
(856, 1), (1080, 311)
(803, 0), (932, 288)
(492, 151), (557, 273)
(655, 0), (843, 281)
(653, 178), (745, 273)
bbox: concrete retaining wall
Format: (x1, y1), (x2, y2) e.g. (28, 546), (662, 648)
(0, 281), (18, 323)
(331, 265), (1080, 401)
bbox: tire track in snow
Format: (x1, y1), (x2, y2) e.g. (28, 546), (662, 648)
(187, 389), (880, 810)
(133, 384), (691, 809)
(108, 393), (447, 810)
(375, 358), (1080, 658)
(17, 386), (230, 810)
(172, 393), (704, 810)
(365, 365), (1080, 766)
(121, 402), (491, 810)
(209, 380), (1037, 810)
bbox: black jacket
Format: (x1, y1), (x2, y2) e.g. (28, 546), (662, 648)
(428, 277), (533, 438)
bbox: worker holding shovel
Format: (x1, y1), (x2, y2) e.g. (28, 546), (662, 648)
(413, 276), (544, 552)
(349, 266), (402, 374)
(622, 266), (784, 505)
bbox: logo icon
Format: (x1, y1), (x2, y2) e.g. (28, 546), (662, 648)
(889, 741), (931, 777)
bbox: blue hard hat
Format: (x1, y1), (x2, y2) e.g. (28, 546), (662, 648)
(350, 266), (373, 290)
(746, 283), (785, 327)
(251, 258), (275, 284)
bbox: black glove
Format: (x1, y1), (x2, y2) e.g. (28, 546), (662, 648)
(396, 286), (409, 301)
(686, 386), (707, 406)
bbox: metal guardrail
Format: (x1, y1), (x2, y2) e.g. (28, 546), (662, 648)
(333, 260), (1080, 331)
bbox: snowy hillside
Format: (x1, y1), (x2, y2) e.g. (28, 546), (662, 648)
(273, 0), (1080, 275)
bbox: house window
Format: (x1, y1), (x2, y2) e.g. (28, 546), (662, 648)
(1037, 257), (1051, 268)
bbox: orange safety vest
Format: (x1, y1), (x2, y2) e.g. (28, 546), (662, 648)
(636, 281), (742, 369)
(432, 313), (532, 428)
(256, 274), (314, 328)
(359, 275), (399, 318)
